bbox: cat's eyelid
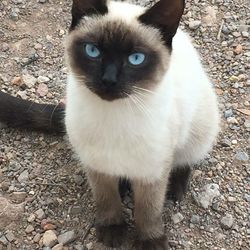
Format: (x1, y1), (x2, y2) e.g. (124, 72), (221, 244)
(83, 41), (99, 48)
(132, 46), (148, 54)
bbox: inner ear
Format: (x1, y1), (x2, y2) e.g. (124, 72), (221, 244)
(70, 0), (108, 31)
(138, 0), (185, 47)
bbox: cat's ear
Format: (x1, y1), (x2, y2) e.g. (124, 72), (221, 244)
(70, 0), (108, 31)
(139, 0), (185, 47)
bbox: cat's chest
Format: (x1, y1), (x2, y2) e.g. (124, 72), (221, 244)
(66, 100), (171, 180)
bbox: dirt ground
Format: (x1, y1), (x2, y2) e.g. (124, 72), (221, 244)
(0, 0), (249, 249)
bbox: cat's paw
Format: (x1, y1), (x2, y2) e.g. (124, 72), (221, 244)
(134, 236), (169, 250)
(96, 222), (127, 248)
(167, 165), (191, 203)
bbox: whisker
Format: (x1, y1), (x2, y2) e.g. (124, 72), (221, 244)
(133, 86), (156, 95)
(132, 94), (153, 119)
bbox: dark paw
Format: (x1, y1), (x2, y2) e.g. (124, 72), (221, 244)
(167, 165), (191, 202)
(96, 222), (127, 248)
(134, 236), (169, 250)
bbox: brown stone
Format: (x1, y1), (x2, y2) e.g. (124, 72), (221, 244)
(0, 197), (24, 230)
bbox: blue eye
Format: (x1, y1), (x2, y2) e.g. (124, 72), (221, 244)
(85, 44), (100, 58)
(128, 53), (145, 66)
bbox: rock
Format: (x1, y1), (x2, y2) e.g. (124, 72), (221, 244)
(0, 235), (8, 245)
(244, 120), (250, 129)
(202, 6), (217, 26)
(231, 139), (237, 145)
(43, 247), (52, 250)
(195, 183), (220, 209)
(232, 31), (241, 37)
(172, 212), (184, 224)
(35, 208), (46, 220)
(41, 219), (57, 231)
(227, 117), (238, 124)
(86, 242), (93, 250)
(10, 8), (19, 21)
(38, 0), (47, 3)
(193, 170), (202, 178)
(22, 74), (37, 88)
(42, 230), (58, 247)
(220, 214), (234, 229)
(25, 225), (34, 234)
(234, 44), (243, 55)
(33, 233), (41, 243)
(190, 215), (200, 224)
(73, 175), (84, 186)
(216, 233), (226, 240)
(229, 75), (239, 82)
(227, 196), (236, 202)
(189, 20), (201, 30)
(37, 83), (49, 97)
(27, 214), (36, 222)
(221, 139), (231, 147)
(0, 197), (24, 230)
(10, 192), (27, 203)
(58, 230), (75, 245)
(52, 244), (64, 250)
(244, 194), (250, 202)
(37, 76), (50, 84)
(11, 76), (22, 85)
(242, 31), (249, 38)
(43, 223), (57, 231)
(17, 170), (29, 183)
(5, 231), (15, 242)
(234, 151), (249, 162)
(17, 90), (28, 100)
(1, 42), (9, 52)
(224, 109), (233, 118)
(34, 43), (43, 50)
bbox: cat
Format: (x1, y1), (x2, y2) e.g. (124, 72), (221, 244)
(0, 0), (220, 249)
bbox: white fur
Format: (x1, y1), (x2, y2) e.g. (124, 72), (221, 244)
(65, 1), (220, 182)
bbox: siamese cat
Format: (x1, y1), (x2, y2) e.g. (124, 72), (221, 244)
(0, 0), (220, 249)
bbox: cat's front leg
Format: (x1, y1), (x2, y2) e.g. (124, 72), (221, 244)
(133, 171), (170, 250)
(87, 170), (127, 248)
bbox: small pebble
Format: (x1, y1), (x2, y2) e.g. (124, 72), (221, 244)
(220, 214), (234, 229)
(42, 230), (58, 247)
(25, 225), (34, 234)
(234, 150), (249, 162)
(189, 20), (201, 30)
(35, 208), (46, 220)
(190, 215), (200, 224)
(58, 230), (75, 245)
(5, 231), (15, 242)
(172, 212), (184, 224)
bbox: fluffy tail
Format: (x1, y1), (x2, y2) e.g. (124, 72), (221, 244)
(0, 91), (65, 134)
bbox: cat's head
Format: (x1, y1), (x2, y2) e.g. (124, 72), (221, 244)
(66, 0), (185, 101)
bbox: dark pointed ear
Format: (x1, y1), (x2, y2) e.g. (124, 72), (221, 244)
(70, 0), (108, 31)
(139, 0), (185, 47)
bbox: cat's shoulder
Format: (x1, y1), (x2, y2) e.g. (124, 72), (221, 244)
(173, 29), (194, 50)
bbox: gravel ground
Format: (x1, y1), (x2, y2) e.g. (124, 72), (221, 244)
(0, 0), (249, 249)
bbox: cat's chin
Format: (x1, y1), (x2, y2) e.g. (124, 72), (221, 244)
(90, 88), (128, 101)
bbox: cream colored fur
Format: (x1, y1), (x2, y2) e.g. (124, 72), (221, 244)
(65, 1), (220, 182)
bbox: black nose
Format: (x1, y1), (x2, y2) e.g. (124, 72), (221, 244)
(102, 64), (118, 87)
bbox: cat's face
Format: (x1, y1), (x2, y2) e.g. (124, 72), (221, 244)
(66, 0), (184, 101)
(66, 17), (169, 101)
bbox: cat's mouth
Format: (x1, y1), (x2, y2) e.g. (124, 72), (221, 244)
(88, 85), (129, 101)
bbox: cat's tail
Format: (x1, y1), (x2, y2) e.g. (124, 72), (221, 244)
(0, 91), (65, 134)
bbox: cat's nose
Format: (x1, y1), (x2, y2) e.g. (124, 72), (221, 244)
(102, 64), (118, 87)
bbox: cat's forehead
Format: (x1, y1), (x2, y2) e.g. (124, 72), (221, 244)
(68, 16), (164, 53)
